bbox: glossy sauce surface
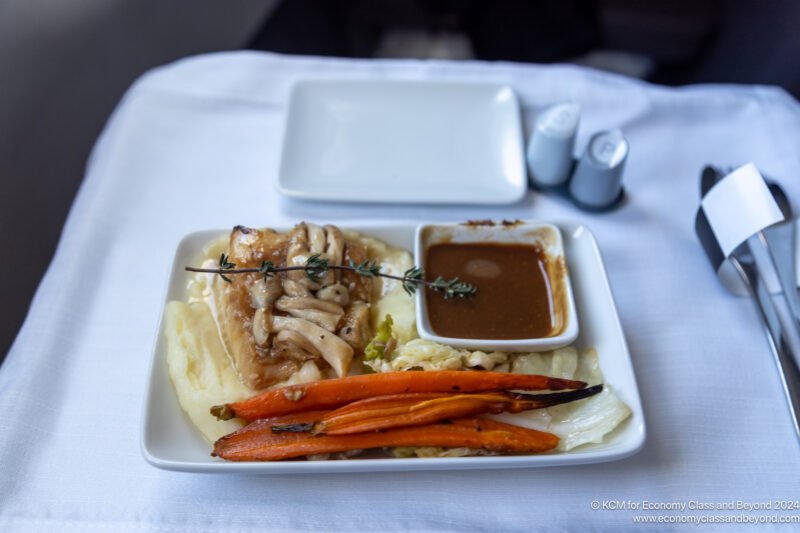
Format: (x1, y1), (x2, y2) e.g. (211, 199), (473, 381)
(425, 242), (557, 340)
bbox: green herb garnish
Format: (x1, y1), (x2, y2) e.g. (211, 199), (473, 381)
(187, 255), (475, 299)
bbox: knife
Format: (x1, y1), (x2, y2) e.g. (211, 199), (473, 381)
(735, 236), (800, 439)
(763, 184), (800, 325)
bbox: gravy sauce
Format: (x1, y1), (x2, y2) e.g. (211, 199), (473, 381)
(425, 242), (560, 340)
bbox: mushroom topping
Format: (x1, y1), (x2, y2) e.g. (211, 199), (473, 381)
(250, 277), (283, 309)
(283, 309), (341, 332)
(271, 316), (354, 377)
(286, 223), (320, 290)
(275, 295), (344, 332)
(282, 280), (311, 298)
(275, 330), (322, 358)
(337, 301), (373, 355)
(217, 222), (374, 388)
(313, 224), (345, 287)
(303, 223), (340, 287)
(252, 307), (272, 347)
(316, 283), (350, 306)
(306, 223), (327, 255)
(275, 296), (344, 315)
(324, 225), (344, 267)
(271, 330), (322, 361)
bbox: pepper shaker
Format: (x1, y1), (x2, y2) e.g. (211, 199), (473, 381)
(568, 129), (628, 210)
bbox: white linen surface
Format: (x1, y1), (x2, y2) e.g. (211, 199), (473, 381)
(2, 51), (800, 532)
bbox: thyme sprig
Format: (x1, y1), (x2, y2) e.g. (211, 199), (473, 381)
(217, 253), (236, 283)
(350, 259), (381, 278)
(401, 266), (424, 296)
(186, 253), (477, 299)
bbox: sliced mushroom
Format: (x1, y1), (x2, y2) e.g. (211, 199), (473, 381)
(275, 296), (344, 315)
(306, 223), (327, 255)
(286, 222), (310, 281)
(285, 223), (320, 290)
(250, 276), (283, 309)
(306, 224), (341, 287)
(312, 224), (345, 287)
(252, 307), (272, 347)
(283, 309), (341, 332)
(275, 295), (344, 331)
(316, 283), (350, 306)
(271, 316), (354, 377)
(282, 279), (311, 297)
(337, 301), (372, 354)
(324, 225), (344, 266)
(272, 330), (322, 360)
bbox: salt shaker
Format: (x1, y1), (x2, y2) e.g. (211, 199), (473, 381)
(526, 103), (580, 187)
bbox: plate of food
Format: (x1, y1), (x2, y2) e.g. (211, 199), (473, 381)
(141, 221), (645, 473)
(277, 81), (527, 204)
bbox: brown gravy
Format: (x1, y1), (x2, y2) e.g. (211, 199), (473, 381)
(425, 242), (561, 340)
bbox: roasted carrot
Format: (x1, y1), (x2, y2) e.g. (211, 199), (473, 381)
(272, 385), (603, 435)
(211, 411), (331, 459)
(212, 371), (587, 421)
(212, 417), (559, 461)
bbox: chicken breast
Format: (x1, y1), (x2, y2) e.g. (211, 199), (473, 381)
(214, 224), (375, 390)
(341, 240), (372, 302)
(215, 226), (295, 389)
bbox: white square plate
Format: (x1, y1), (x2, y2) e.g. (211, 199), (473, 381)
(141, 222), (645, 474)
(277, 81), (528, 204)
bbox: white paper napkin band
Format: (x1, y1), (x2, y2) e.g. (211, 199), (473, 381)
(695, 163), (785, 295)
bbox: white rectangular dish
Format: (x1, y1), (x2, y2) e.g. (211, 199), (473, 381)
(141, 222), (645, 473)
(277, 81), (528, 205)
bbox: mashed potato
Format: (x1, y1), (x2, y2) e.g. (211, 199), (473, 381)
(164, 301), (251, 442)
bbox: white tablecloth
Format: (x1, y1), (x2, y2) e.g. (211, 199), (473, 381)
(2, 51), (800, 532)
